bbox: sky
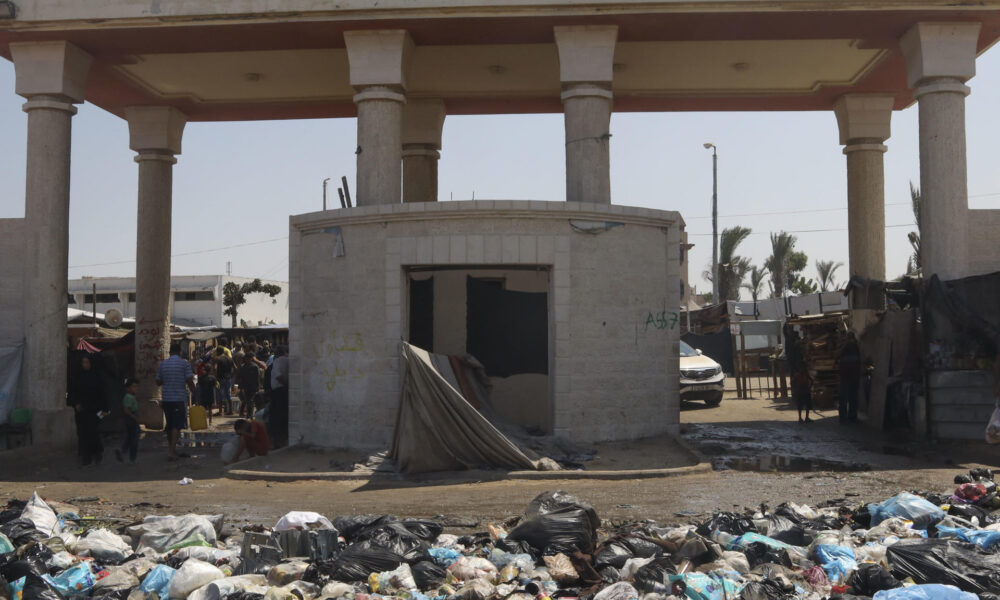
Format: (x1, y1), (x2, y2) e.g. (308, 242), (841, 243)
(3, 48), (1000, 300)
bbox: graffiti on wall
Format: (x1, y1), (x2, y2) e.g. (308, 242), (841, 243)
(311, 331), (366, 392)
(644, 310), (679, 331)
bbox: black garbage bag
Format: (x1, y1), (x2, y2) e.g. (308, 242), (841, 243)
(695, 512), (757, 537)
(322, 540), (406, 582)
(593, 541), (633, 570)
(495, 537), (536, 557)
(0, 509), (21, 526)
(20, 575), (63, 600)
(411, 560), (446, 589)
(849, 563), (901, 596)
(852, 506), (872, 529)
(739, 580), (796, 600)
(223, 593), (266, 600)
(632, 557), (677, 594)
(507, 491), (600, 554)
(948, 503), (991, 525)
(398, 519), (443, 542)
(886, 538), (1000, 594)
(350, 521), (429, 562)
(333, 515), (390, 541)
(598, 566), (622, 584)
(0, 518), (45, 546)
(743, 542), (792, 569)
(765, 516), (806, 546)
(970, 468), (994, 481)
(622, 536), (663, 559)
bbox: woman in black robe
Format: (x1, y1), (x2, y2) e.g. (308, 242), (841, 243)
(69, 354), (106, 465)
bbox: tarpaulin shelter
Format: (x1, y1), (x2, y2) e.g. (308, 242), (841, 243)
(389, 342), (541, 474)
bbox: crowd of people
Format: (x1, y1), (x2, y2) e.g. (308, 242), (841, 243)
(67, 335), (289, 466)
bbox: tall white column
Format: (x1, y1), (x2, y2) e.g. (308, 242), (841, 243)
(344, 30), (413, 206)
(554, 25), (617, 204)
(125, 107), (186, 411)
(402, 100), (446, 203)
(10, 41), (91, 445)
(834, 94), (894, 288)
(900, 22), (981, 281)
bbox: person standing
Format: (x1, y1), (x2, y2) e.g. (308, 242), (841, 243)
(156, 342), (196, 461)
(236, 352), (263, 418)
(838, 331), (862, 424)
(268, 344), (289, 448)
(68, 354), (106, 465)
(213, 347), (235, 415)
(115, 378), (141, 463)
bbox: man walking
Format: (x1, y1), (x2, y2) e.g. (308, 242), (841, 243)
(837, 331), (862, 424)
(156, 342), (196, 460)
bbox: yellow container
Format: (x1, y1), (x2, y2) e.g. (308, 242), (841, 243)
(188, 405), (207, 431)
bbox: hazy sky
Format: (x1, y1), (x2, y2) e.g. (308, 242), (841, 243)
(2, 47), (1000, 299)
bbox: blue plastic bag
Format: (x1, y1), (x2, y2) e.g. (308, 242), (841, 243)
(42, 561), (95, 596)
(935, 524), (1000, 550)
(868, 492), (945, 529)
(427, 547), (462, 567)
(814, 544), (858, 584)
(666, 572), (743, 600)
(873, 583), (978, 599)
(140, 564), (177, 597)
(0, 533), (13, 554)
(8, 576), (25, 600)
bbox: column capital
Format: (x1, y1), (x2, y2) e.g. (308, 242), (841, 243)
(21, 97), (78, 115)
(10, 41), (92, 103)
(402, 99), (446, 149)
(554, 25), (618, 85)
(900, 22), (981, 89)
(125, 106), (187, 155)
(344, 29), (414, 92)
(833, 94), (894, 146)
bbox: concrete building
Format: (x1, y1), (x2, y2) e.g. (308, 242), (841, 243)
(68, 275), (289, 328)
(3, 1), (1000, 445)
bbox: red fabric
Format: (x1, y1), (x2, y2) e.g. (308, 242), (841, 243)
(76, 339), (101, 353)
(243, 420), (270, 456)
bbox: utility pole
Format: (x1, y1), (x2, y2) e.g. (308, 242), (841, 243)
(704, 143), (719, 305)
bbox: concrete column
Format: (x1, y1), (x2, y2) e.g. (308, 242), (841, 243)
(402, 100), (446, 203)
(900, 22), (981, 281)
(554, 25), (617, 203)
(834, 94), (894, 286)
(10, 41), (91, 445)
(344, 30), (413, 206)
(125, 107), (186, 408)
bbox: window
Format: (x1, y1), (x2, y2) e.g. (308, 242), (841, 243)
(127, 293), (136, 302)
(174, 291), (214, 302)
(67, 294), (76, 305)
(83, 293), (121, 304)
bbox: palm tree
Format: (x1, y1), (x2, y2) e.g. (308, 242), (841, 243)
(907, 182), (921, 275)
(712, 226), (752, 301)
(765, 231), (796, 298)
(815, 260), (843, 292)
(743, 265), (768, 317)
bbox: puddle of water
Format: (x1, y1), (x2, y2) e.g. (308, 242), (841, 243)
(713, 455), (871, 473)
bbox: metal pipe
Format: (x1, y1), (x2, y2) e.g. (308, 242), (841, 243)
(703, 142), (719, 305)
(322, 177), (330, 210)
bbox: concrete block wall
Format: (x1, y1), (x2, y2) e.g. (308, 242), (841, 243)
(966, 209), (1000, 277)
(289, 201), (681, 449)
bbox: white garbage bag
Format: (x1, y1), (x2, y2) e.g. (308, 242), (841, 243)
(274, 511), (335, 531)
(168, 559), (225, 600)
(594, 582), (639, 600)
(186, 575), (268, 600)
(127, 515), (218, 553)
(221, 438), (240, 464)
(72, 528), (133, 562)
(21, 492), (58, 536)
(141, 514), (225, 535)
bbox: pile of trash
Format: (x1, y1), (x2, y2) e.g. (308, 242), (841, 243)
(5, 475), (1000, 600)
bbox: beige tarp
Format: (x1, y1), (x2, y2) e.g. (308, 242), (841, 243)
(389, 342), (538, 473)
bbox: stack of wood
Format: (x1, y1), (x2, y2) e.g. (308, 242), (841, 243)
(788, 312), (849, 409)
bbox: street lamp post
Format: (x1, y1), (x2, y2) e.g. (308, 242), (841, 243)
(703, 143), (718, 305)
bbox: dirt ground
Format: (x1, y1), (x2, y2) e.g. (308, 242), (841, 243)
(1, 394), (997, 530)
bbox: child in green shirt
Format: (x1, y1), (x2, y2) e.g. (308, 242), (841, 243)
(115, 378), (140, 463)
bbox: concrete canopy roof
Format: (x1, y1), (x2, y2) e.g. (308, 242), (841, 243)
(2, 1), (1000, 121)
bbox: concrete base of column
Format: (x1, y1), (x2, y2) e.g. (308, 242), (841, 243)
(31, 407), (76, 448)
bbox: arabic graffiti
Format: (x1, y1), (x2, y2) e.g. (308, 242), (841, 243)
(644, 310), (679, 331)
(311, 332), (366, 392)
(136, 317), (167, 378)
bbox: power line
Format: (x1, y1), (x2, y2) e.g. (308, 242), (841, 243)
(687, 223), (912, 236)
(69, 236), (288, 269)
(683, 201), (911, 221)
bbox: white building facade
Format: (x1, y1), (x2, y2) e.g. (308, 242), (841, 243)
(67, 275), (288, 328)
